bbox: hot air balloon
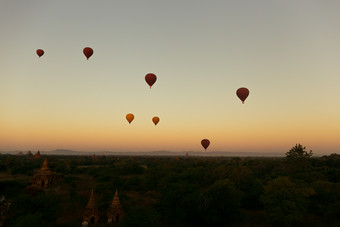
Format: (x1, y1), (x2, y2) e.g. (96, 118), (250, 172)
(152, 117), (160, 126)
(145, 73), (157, 88)
(126, 113), (134, 124)
(83, 47), (93, 60)
(236, 87), (249, 104)
(201, 139), (210, 151)
(36, 49), (44, 58)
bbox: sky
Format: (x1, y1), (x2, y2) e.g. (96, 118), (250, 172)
(1, 0), (340, 154)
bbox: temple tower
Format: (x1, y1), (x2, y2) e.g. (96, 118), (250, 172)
(82, 189), (99, 226)
(107, 189), (124, 224)
(34, 150), (41, 159)
(32, 158), (56, 188)
(26, 151), (33, 157)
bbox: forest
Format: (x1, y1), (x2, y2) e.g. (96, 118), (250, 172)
(0, 146), (339, 227)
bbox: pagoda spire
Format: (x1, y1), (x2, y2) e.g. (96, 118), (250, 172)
(112, 189), (121, 206)
(83, 189), (99, 224)
(34, 150), (41, 159)
(86, 189), (96, 209)
(107, 189), (124, 223)
(41, 158), (49, 171)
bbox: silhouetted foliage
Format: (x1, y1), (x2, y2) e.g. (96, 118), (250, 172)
(120, 206), (158, 227)
(199, 179), (243, 226)
(286, 144), (313, 161)
(0, 181), (27, 197)
(12, 191), (59, 223)
(261, 176), (315, 225)
(310, 180), (340, 222)
(1, 154), (339, 226)
(12, 213), (42, 227)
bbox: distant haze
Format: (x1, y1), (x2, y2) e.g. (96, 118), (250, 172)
(1, 149), (333, 158)
(1, 1), (340, 154)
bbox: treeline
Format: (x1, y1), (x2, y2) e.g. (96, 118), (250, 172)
(0, 151), (339, 226)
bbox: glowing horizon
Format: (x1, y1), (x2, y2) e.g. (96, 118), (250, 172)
(1, 1), (340, 154)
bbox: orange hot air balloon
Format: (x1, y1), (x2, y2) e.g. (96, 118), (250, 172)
(36, 49), (44, 58)
(126, 113), (134, 124)
(83, 47), (93, 60)
(236, 87), (250, 104)
(145, 73), (157, 88)
(152, 117), (160, 126)
(201, 139), (210, 150)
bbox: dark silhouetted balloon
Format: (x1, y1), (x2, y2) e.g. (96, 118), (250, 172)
(145, 73), (157, 88)
(36, 49), (44, 58)
(83, 47), (93, 60)
(236, 87), (249, 104)
(126, 113), (134, 124)
(201, 139), (210, 150)
(152, 117), (160, 126)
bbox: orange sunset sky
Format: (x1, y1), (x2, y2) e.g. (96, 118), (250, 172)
(1, 1), (340, 154)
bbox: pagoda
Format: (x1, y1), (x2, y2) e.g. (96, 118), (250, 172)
(82, 189), (99, 226)
(34, 150), (41, 159)
(26, 151), (33, 157)
(107, 189), (124, 224)
(32, 158), (57, 188)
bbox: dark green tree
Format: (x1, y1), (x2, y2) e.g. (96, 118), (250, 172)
(310, 180), (340, 223)
(119, 207), (159, 227)
(286, 144), (313, 161)
(12, 213), (42, 227)
(199, 179), (243, 226)
(261, 176), (315, 226)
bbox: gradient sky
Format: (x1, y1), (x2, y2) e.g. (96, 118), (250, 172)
(1, 1), (340, 154)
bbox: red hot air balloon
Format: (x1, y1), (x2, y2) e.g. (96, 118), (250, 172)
(201, 139), (210, 151)
(236, 87), (250, 104)
(36, 49), (44, 58)
(126, 113), (134, 124)
(145, 73), (157, 88)
(152, 117), (160, 126)
(83, 47), (93, 60)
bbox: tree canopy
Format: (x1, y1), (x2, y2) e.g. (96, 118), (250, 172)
(286, 144), (313, 161)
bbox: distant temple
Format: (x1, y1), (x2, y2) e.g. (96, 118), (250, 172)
(107, 189), (124, 224)
(34, 151), (41, 159)
(82, 189), (99, 226)
(81, 189), (124, 226)
(26, 151), (33, 157)
(32, 158), (60, 188)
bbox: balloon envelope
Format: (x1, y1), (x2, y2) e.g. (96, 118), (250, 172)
(83, 47), (93, 60)
(36, 49), (44, 58)
(201, 139), (210, 150)
(152, 117), (160, 126)
(145, 73), (157, 88)
(126, 113), (134, 124)
(236, 87), (249, 104)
